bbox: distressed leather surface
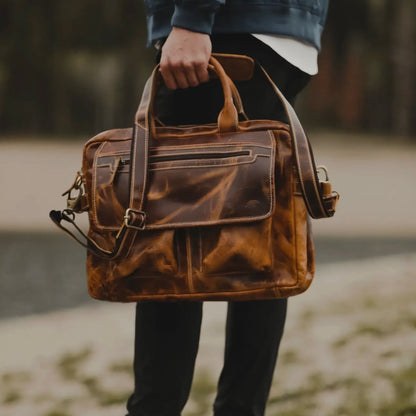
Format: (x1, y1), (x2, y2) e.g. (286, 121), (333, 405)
(84, 120), (315, 301)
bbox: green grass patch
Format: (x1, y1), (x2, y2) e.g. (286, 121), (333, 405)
(108, 359), (133, 375)
(41, 411), (73, 416)
(79, 375), (131, 407)
(185, 370), (216, 416)
(333, 323), (396, 348)
(2, 370), (31, 384)
(377, 359), (416, 416)
(56, 347), (92, 380)
(2, 390), (22, 404)
(280, 349), (300, 365)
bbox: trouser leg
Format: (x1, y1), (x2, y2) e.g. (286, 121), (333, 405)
(126, 301), (203, 416)
(213, 299), (288, 416)
(210, 35), (307, 416)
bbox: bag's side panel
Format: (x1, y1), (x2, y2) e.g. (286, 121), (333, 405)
(271, 129), (314, 297)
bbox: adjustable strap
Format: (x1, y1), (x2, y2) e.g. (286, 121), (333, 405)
(49, 210), (117, 258)
(259, 66), (338, 218)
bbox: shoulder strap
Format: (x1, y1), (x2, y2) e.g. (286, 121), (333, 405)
(259, 65), (337, 219)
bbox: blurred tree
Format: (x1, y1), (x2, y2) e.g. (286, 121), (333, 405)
(390, 0), (416, 136)
(0, 0), (415, 137)
(304, 0), (416, 136)
(0, 0), (154, 135)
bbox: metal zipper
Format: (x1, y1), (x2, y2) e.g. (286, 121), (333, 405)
(98, 150), (250, 168)
(150, 150), (250, 163)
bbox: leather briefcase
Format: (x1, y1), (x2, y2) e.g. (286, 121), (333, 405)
(50, 55), (339, 302)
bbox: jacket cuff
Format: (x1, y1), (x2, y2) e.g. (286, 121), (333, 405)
(171, 3), (221, 34)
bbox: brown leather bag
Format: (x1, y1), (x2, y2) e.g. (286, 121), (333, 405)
(50, 55), (339, 302)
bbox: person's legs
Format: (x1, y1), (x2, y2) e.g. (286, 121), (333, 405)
(126, 301), (203, 416)
(213, 300), (287, 416)
(209, 35), (311, 416)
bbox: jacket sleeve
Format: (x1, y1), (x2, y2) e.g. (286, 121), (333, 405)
(171, 0), (225, 34)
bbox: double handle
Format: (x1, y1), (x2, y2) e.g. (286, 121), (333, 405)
(135, 56), (243, 135)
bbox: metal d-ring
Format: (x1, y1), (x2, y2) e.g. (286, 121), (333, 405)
(316, 165), (329, 182)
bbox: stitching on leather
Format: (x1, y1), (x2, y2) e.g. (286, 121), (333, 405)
(120, 286), (285, 301)
(148, 143), (272, 151)
(292, 188), (300, 289)
(198, 230), (202, 273)
(91, 142), (106, 227)
(175, 231), (182, 275)
(185, 231), (194, 293)
(129, 124), (138, 208)
(150, 155), (263, 171)
(267, 130), (276, 216)
(98, 150), (130, 157)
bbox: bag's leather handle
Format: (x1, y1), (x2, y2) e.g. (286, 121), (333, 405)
(136, 57), (240, 135)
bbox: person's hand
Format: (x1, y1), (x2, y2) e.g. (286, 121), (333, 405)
(160, 27), (212, 90)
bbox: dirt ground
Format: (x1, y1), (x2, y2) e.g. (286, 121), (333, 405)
(0, 134), (415, 416)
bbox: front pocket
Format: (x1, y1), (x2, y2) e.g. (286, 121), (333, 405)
(92, 152), (130, 229)
(200, 219), (273, 275)
(109, 229), (180, 279)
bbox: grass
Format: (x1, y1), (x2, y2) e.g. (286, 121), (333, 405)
(376, 359), (416, 416)
(80, 376), (131, 406)
(108, 359), (133, 375)
(2, 390), (21, 404)
(2, 371), (31, 383)
(333, 323), (397, 349)
(1, 369), (31, 406)
(280, 349), (301, 365)
(184, 370), (216, 416)
(41, 411), (73, 416)
(55, 347), (132, 407)
(56, 347), (92, 380)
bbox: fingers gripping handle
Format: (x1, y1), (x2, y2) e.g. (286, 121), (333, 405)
(135, 56), (239, 134)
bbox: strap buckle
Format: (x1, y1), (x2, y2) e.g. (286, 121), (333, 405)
(124, 208), (146, 230)
(61, 171), (86, 212)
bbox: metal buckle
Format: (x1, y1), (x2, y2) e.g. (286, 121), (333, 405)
(62, 171), (85, 210)
(124, 208), (146, 230)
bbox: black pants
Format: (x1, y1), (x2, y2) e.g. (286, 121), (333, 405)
(126, 35), (311, 416)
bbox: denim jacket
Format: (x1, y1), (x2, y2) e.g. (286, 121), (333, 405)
(143, 0), (329, 50)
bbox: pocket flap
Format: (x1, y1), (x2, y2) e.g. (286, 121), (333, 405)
(91, 130), (276, 231)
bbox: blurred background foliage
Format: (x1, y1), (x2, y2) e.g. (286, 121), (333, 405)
(0, 0), (415, 137)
